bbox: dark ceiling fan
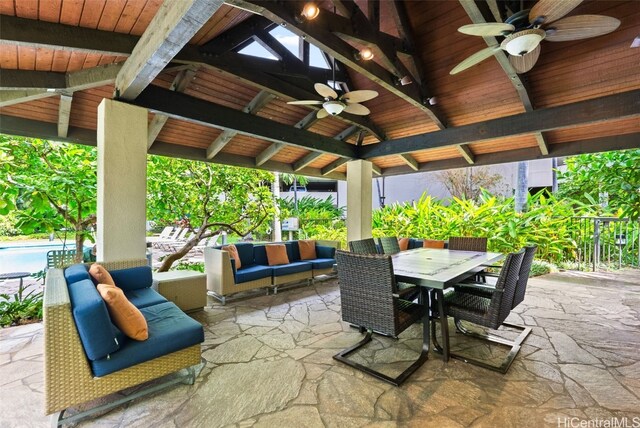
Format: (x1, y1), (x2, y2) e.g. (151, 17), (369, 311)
(450, 0), (621, 75)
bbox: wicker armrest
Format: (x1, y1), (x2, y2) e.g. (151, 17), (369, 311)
(455, 281), (502, 293)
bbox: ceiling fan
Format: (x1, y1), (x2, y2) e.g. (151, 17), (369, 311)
(450, 0), (621, 75)
(287, 83), (379, 118)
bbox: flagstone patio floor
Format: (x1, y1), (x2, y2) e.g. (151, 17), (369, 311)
(1, 269), (639, 428)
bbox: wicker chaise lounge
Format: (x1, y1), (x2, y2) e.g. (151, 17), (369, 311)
(44, 259), (203, 426)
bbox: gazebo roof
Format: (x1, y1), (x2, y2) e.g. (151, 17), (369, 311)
(1, 0), (638, 179)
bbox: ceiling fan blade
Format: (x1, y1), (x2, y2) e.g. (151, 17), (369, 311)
(316, 109), (329, 119)
(343, 103), (370, 116)
(509, 45), (541, 73)
(450, 45), (501, 75)
(287, 100), (323, 105)
(340, 90), (379, 104)
(458, 23), (515, 37)
(545, 15), (621, 42)
(314, 83), (338, 99)
(529, 0), (582, 25)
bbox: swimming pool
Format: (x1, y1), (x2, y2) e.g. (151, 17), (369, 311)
(0, 243), (83, 274)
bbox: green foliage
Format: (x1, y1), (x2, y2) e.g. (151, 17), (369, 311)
(0, 135), (97, 261)
(530, 260), (557, 277)
(0, 284), (43, 327)
(0, 212), (20, 236)
(373, 191), (594, 264)
(557, 149), (640, 220)
(173, 261), (205, 273)
(278, 196), (345, 243)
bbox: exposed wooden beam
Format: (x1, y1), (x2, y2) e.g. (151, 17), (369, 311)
(372, 164), (382, 176)
(535, 133), (550, 156)
(334, 125), (359, 142)
(256, 143), (286, 166)
(361, 89), (640, 159)
(293, 152), (324, 171)
(206, 89), (276, 159)
(321, 158), (350, 176)
(148, 68), (198, 149)
(457, 144), (475, 164)
(56, 94), (73, 138)
(200, 15), (275, 55)
(399, 153), (419, 171)
(0, 63), (123, 107)
(330, 1), (354, 18)
(228, 0), (445, 129)
(0, 69), (66, 90)
(368, 0), (380, 33)
(387, 0), (427, 86)
(115, 0), (223, 100)
(295, 111), (320, 130)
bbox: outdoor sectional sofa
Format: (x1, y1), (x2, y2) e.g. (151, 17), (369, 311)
(205, 240), (338, 304)
(44, 259), (204, 425)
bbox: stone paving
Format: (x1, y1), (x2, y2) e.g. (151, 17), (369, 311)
(1, 269), (639, 427)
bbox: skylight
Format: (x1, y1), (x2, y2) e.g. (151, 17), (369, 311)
(238, 42), (277, 60)
(269, 26), (300, 57)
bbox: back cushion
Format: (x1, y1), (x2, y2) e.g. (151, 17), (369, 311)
(65, 264), (90, 284)
(234, 243), (255, 267)
(265, 244), (290, 266)
(287, 241), (301, 261)
(109, 266), (153, 292)
(253, 245), (268, 266)
(68, 279), (120, 360)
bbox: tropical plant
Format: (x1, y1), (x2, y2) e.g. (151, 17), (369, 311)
(557, 149), (640, 220)
(0, 284), (43, 327)
(147, 157), (275, 271)
(278, 195), (344, 241)
(0, 136), (96, 262)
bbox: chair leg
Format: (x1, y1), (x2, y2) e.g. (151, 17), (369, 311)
(433, 318), (531, 374)
(333, 328), (429, 386)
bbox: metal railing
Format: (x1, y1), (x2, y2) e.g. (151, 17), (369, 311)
(571, 216), (640, 271)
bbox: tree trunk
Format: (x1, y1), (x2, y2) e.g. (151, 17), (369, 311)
(157, 229), (218, 272)
(272, 172), (281, 242)
(74, 227), (84, 263)
(515, 161), (529, 213)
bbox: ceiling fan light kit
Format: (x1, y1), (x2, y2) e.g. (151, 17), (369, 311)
(323, 100), (346, 116)
(501, 29), (546, 56)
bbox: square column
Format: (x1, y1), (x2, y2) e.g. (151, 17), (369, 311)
(97, 99), (148, 262)
(346, 160), (373, 243)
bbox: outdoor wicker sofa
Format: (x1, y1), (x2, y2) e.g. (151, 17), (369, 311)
(44, 259), (204, 425)
(205, 240), (339, 304)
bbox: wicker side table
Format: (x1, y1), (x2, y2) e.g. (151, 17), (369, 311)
(152, 271), (206, 313)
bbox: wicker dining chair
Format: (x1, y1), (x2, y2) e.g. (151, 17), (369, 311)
(377, 237), (401, 255)
(448, 236), (488, 252)
(334, 250), (427, 385)
(348, 238), (379, 254)
(431, 249), (530, 373)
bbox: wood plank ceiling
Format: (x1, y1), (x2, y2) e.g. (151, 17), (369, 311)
(0, 0), (638, 179)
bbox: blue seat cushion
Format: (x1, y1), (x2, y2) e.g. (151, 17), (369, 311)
(235, 265), (272, 283)
(125, 288), (168, 309)
(65, 264), (90, 284)
(68, 279), (120, 361)
(309, 258), (335, 270)
(90, 302), (204, 377)
(271, 261), (312, 277)
(110, 266), (153, 292)
(234, 243), (255, 268)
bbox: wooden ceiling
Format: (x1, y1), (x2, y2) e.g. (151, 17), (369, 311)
(0, 0), (638, 179)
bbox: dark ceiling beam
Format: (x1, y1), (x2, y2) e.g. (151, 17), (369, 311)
(0, 69), (66, 90)
(387, 0), (427, 86)
(206, 89), (276, 159)
(200, 15), (276, 55)
(361, 89), (640, 159)
(0, 14), (383, 140)
(368, 0), (380, 32)
(130, 85), (357, 158)
(456, 144), (476, 164)
(57, 94), (73, 138)
(228, 0), (445, 128)
(0, 63), (123, 107)
(380, 132), (640, 177)
(115, 0), (224, 100)
(148, 67), (198, 149)
(0, 114), (347, 180)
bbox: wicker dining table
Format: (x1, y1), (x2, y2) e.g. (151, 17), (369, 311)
(391, 248), (504, 362)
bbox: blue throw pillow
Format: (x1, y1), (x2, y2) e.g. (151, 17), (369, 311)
(64, 264), (90, 284)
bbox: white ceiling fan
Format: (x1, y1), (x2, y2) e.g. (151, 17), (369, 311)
(287, 83), (379, 118)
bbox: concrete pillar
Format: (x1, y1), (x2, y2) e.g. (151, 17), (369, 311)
(96, 99), (148, 262)
(346, 160), (373, 243)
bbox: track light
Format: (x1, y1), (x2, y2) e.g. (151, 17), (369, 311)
(354, 47), (374, 61)
(298, 2), (320, 22)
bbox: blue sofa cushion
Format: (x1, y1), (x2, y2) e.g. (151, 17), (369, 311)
(309, 258), (335, 270)
(253, 245), (269, 266)
(271, 261), (312, 277)
(234, 243), (255, 268)
(68, 279), (120, 361)
(65, 264), (90, 284)
(109, 266), (153, 292)
(316, 245), (336, 259)
(125, 288), (168, 309)
(90, 301), (204, 377)
(236, 265), (272, 283)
